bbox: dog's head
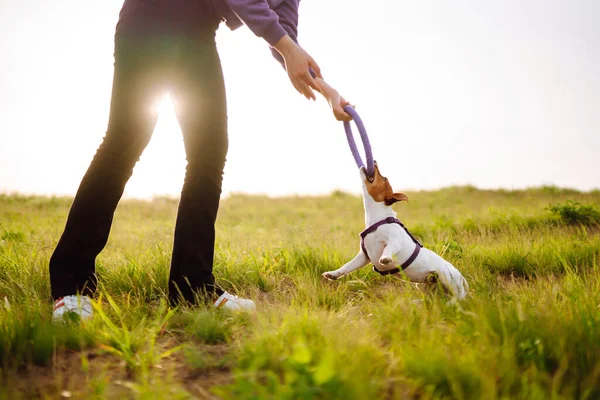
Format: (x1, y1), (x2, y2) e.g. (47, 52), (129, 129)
(360, 162), (408, 206)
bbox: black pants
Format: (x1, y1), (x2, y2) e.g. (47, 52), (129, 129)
(50, 1), (226, 304)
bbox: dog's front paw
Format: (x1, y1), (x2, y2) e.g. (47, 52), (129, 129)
(322, 271), (340, 281)
(379, 256), (393, 266)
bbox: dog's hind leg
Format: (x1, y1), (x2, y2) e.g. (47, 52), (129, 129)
(322, 251), (370, 280)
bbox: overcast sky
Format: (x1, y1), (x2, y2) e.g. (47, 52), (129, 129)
(1, 0), (598, 198)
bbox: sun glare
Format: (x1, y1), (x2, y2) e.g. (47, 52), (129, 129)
(123, 93), (187, 198)
(153, 94), (173, 115)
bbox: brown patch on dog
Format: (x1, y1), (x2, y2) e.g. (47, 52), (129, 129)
(364, 163), (409, 205)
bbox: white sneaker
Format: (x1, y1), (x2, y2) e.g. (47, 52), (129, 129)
(53, 295), (93, 322)
(213, 291), (256, 311)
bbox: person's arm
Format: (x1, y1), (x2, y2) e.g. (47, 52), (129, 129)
(266, 0), (300, 68)
(224, 0), (288, 47)
(270, 2), (351, 121)
(227, 0), (350, 120)
(224, 0), (320, 99)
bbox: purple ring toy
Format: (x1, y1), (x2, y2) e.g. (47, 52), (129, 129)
(343, 105), (375, 178)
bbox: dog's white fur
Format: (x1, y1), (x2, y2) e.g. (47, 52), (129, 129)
(323, 168), (469, 301)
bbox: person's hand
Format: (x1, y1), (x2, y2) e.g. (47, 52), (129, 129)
(274, 35), (322, 100)
(326, 89), (353, 122)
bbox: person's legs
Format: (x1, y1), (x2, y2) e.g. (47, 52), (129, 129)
(167, 30), (228, 305)
(49, 21), (171, 300)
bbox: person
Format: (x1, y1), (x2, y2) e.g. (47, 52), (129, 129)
(50, 0), (352, 321)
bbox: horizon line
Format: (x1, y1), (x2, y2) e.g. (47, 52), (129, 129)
(1, 184), (598, 202)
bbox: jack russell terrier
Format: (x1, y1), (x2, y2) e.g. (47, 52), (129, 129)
(322, 163), (469, 301)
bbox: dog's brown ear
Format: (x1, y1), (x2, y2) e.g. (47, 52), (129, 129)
(385, 192), (409, 205)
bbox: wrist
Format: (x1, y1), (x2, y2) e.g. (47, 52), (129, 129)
(315, 78), (335, 98)
(273, 35), (297, 57)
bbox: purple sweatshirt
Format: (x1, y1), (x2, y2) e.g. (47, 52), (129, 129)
(216, 0), (301, 70)
(219, 0), (298, 46)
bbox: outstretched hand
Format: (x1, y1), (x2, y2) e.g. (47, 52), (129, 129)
(327, 90), (353, 122)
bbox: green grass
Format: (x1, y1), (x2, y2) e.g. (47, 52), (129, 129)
(0, 187), (599, 398)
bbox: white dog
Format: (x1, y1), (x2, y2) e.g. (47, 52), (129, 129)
(323, 163), (469, 301)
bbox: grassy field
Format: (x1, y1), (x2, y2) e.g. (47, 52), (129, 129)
(1, 186), (600, 399)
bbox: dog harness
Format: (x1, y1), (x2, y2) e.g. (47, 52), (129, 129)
(360, 217), (423, 276)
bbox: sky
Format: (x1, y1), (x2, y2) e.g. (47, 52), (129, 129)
(1, 0), (599, 199)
